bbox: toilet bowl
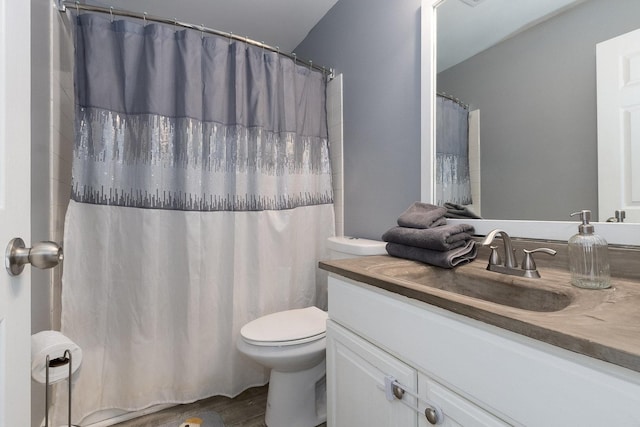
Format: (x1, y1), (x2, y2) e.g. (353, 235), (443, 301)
(237, 236), (387, 427)
(237, 307), (328, 427)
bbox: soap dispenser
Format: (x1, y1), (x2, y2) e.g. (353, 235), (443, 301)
(568, 210), (610, 289)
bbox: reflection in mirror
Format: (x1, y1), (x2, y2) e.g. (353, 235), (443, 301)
(435, 0), (640, 222)
(435, 95), (471, 206)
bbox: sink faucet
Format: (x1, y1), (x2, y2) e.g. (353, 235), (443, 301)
(480, 229), (556, 278)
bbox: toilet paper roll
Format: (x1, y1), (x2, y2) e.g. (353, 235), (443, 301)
(31, 330), (83, 384)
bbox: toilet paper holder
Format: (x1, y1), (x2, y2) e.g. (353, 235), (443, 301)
(45, 350), (73, 427)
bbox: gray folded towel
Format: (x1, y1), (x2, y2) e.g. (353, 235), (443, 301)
(443, 202), (481, 219)
(386, 240), (477, 269)
(381, 223), (475, 251)
(397, 202), (447, 229)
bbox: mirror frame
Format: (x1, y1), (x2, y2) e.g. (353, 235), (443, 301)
(420, 0), (640, 245)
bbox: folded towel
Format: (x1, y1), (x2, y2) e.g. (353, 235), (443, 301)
(443, 202), (482, 219)
(397, 202), (447, 229)
(386, 240), (477, 269)
(382, 223), (475, 251)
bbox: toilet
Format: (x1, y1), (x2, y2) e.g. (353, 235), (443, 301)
(236, 236), (387, 427)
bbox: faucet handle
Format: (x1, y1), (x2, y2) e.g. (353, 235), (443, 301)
(521, 248), (557, 274)
(488, 245), (502, 266)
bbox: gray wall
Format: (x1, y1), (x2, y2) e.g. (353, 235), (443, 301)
(296, 0), (422, 240)
(438, 0), (640, 221)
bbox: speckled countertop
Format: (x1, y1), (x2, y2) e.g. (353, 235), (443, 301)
(319, 253), (640, 373)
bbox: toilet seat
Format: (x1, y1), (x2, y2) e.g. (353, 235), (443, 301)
(240, 306), (328, 347)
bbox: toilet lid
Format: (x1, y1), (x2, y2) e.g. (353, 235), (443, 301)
(241, 306), (328, 346)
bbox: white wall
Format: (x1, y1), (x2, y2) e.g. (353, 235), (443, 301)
(30, 1), (74, 425)
(327, 74), (345, 237)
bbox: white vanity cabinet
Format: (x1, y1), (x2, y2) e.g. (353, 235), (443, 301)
(328, 319), (507, 427)
(326, 275), (640, 426)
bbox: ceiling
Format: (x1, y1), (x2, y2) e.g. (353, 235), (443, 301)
(88, 0), (585, 71)
(437, 0), (585, 72)
(96, 0), (340, 53)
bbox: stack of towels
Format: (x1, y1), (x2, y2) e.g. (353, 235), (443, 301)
(382, 202), (477, 268)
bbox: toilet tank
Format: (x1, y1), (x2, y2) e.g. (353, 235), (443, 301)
(326, 236), (387, 260)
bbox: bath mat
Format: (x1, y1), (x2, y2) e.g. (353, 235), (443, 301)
(158, 410), (225, 427)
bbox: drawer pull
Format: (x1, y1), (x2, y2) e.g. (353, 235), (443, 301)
(393, 384), (405, 400)
(425, 406), (439, 424)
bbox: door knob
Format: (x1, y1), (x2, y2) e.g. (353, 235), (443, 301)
(5, 238), (63, 276)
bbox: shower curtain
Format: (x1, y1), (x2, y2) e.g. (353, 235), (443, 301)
(436, 95), (471, 206)
(54, 12), (334, 425)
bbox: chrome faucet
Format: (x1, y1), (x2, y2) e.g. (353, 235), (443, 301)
(480, 229), (556, 278)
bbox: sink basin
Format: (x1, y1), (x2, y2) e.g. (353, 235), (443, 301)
(368, 264), (573, 312)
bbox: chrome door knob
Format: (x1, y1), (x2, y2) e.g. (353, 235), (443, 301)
(5, 238), (63, 276)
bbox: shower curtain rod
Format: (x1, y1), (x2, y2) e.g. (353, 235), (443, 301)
(55, 0), (334, 79)
(437, 92), (469, 109)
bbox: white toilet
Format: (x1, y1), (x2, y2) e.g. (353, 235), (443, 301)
(236, 236), (387, 427)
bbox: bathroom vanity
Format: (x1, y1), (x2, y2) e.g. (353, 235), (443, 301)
(319, 248), (640, 426)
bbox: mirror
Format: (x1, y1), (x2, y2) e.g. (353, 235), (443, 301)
(434, 0), (640, 222)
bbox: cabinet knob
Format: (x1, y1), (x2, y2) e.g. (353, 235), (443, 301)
(425, 406), (439, 424)
(392, 384), (405, 400)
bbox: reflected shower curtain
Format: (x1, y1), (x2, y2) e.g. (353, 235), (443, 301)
(436, 95), (471, 205)
(54, 13), (334, 424)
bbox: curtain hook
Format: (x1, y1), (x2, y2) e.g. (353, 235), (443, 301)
(109, 7), (113, 22)
(261, 41), (265, 56)
(292, 53), (297, 65)
(143, 12), (147, 26)
(75, 1), (79, 14)
(200, 24), (205, 39)
(228, 32), (233, 45)
(308, 60), (313, 71)
(173, 18), (177, 32)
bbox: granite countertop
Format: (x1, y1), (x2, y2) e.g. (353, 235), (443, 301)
(319, 254), (640, 373)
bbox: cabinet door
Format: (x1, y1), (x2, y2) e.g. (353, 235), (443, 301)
(327, 320), (418, 427)
(418, 373), (510, 427)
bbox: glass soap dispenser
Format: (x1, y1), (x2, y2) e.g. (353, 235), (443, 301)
(568, 210), (611, 289)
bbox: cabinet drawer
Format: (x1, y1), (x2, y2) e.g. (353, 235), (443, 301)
(418, 373), (509, 427)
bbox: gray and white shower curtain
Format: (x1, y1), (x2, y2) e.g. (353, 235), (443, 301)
(55, 12), (334, 424)
(436, 95), (471, 206)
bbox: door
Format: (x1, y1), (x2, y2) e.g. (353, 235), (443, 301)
(0, 1), (32, 426)
(596, 28), (640, 223)
(326, 320), (418, 427)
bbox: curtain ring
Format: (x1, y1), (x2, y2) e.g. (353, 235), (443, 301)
(109, 7), (113, 22)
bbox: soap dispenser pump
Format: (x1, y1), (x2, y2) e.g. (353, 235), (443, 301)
(568, 210), (611, 289)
